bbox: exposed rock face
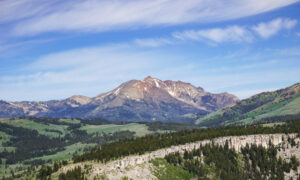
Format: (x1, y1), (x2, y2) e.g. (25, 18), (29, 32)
(93, 134), (294, 173)
(88, 76), (238, 122)
(59, 134), (299, 180)
(66, 95), (92, 107)
(0, 76), (239, 122)
(0, 100), (24, 117)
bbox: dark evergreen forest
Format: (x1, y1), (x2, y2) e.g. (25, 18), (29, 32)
(165, 143), (300, 180)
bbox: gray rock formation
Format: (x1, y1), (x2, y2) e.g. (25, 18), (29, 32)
(60, 134), (296, 179)
(59, 133), (299, 180)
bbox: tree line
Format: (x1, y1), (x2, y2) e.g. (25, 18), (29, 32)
(73, 119), (300, 163)
(164, 142), (300, 179)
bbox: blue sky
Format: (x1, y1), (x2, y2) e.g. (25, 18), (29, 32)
(0, 0), (300, 101)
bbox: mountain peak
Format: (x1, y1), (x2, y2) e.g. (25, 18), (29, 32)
(144, 75), (153, 80)
(95, 77), (239, 112)
(143, 76), (160, 82)
(0, 77), (240, 122)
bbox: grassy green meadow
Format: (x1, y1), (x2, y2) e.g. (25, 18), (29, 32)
(80, 123), (152, 137)
(0, 117), (189, 178)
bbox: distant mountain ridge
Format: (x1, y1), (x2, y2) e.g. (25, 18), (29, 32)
(195, 83), (300, 127)
(0, 76), (239, 122)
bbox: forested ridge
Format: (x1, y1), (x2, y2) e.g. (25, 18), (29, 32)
(73, 120), (300, 163)
(164, 142), (300, 179)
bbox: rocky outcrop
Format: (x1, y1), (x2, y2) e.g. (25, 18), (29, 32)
(93, 134), (293, 173)
(59, 133), (299, 180)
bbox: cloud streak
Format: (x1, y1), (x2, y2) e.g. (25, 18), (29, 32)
(0, 0), (60, 23)
(172, 18), (297, 44)
(2, 0), (297, 36)
(252, 18), (297, 38)
(1, 43), (300, 101)
(0, 44), (177, 100)
(134, 38), (173, 47)
(173, 26), (253, 43)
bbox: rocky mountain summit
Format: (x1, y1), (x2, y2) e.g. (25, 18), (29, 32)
(0, 76), (239, 122)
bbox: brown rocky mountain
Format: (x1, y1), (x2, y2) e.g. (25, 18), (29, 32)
(0, 76), (239, 122)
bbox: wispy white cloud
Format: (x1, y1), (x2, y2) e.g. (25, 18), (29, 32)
(134, 38), (173, 47)
(170, 17), (298, 44)
(1, 43), (299, 101)
(0, 0), (63, 23)
(252, 18), (297, 38)
(173, 26), (253, 43)
(0, 44), (178, 100)
(2, 0), (297, 36)
(270, 46), (300, 56)
(0, 38), (57, 58)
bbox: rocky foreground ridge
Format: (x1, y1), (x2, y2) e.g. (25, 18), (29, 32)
(0, 76), (239, 122)
(57, 133), (300, 179)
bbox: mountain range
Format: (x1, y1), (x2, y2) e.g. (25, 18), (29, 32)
(0, 76), (239, 122)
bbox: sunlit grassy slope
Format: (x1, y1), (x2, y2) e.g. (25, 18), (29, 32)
(0, 118), (70, 137)
(80, 123), (152, 137)
(29, 143), (96, 162)
(196, 83), (300, 127)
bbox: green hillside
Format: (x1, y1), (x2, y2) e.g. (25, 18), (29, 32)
(195, 83), (300, 127)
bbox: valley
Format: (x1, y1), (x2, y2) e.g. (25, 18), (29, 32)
(0, 117), (196, 179)
(2, 0), (300, 179)
(0, 82), (299, 179)
(1, 119), (299, 179)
